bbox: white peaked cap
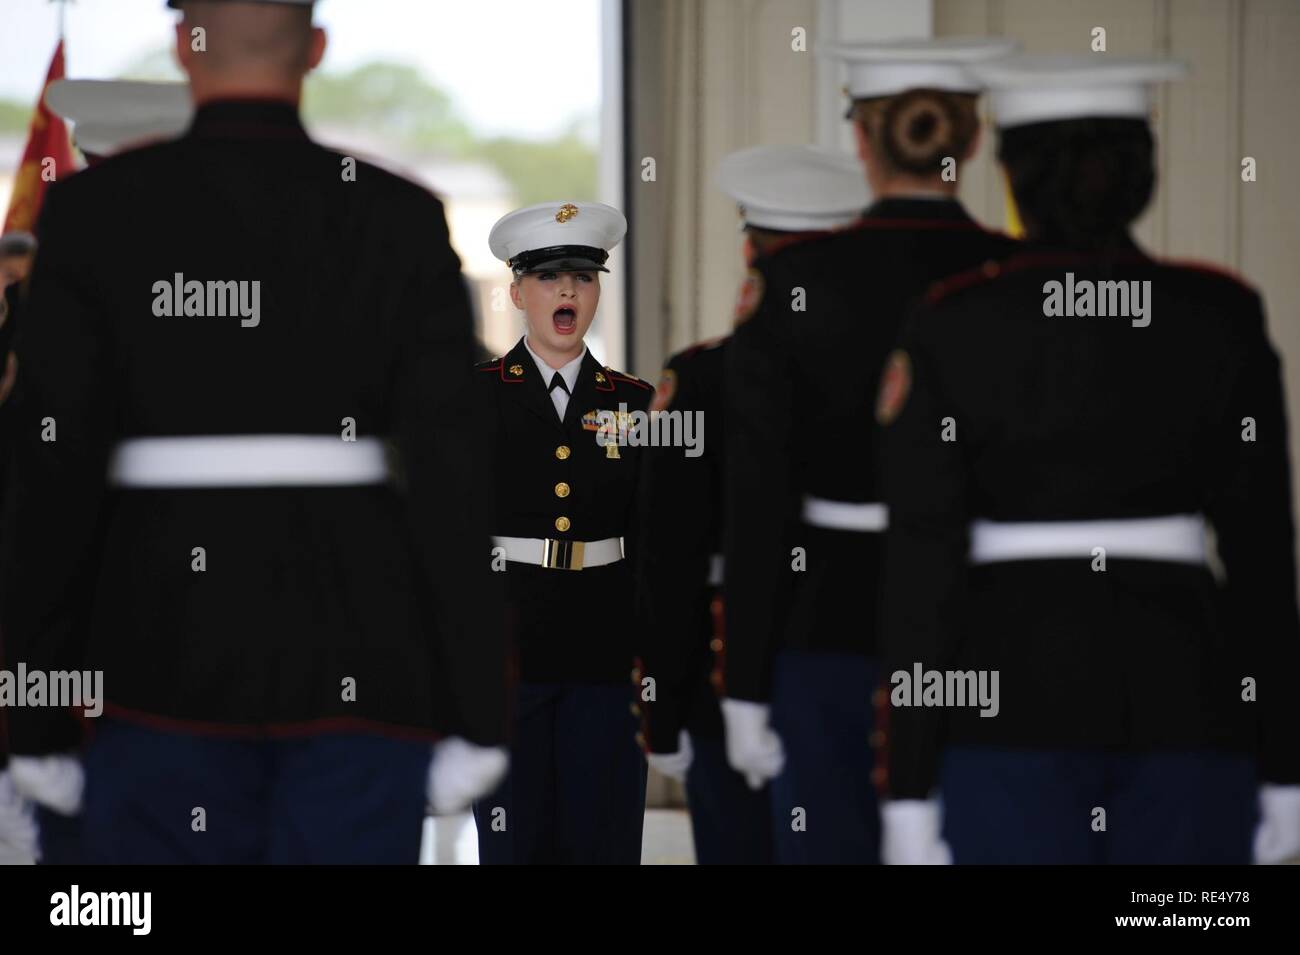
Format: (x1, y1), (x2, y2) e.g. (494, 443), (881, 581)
(973, 55), (1189, 128)
(45, 80), (192, 157)
(716, 144), (869, 232)
(820, 36), (1020, 99)
(489, 201), (627, 273)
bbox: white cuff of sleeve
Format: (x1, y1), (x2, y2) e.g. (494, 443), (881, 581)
(721, 698), (785, 790)
(882, 798), (953, 865)
(8, 755), (84, 816)
(645, 730), (694, 783)
(426, 738), (509, 816)
(1254, 784), (1300, 864)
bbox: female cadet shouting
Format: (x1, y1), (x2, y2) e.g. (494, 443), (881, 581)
(878, 56), (1300, 864)
(472, 201), (653, 864)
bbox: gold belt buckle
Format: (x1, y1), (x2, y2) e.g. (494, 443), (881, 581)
(542, 538), (585, 570)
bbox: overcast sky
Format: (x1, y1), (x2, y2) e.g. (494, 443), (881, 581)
(0, 0), (604, 140)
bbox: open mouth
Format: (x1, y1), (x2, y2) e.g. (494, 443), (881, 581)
(553, 306), (577, 334)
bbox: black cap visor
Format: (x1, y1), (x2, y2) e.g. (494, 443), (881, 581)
(510, 245), (610, 274)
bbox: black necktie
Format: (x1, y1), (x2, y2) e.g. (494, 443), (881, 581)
(549, 372), (570, 395)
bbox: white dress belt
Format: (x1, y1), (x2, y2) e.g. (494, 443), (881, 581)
(107, 435), (389, 488)
(492, 535), (624, 570)
(707, 553), (724, 587)
(801, 495), (889, 532)
(968, 514), (1207, 565)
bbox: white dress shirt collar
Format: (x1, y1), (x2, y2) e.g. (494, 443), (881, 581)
(523, 336), (585, 420)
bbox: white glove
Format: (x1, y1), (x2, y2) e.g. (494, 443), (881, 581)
(721, 698), (785, 790)
(645, 730), (694, 783)
(426, 737), (509, 815)
(882, 799), (953, 865)
(1253, 784), (1300, 864)
(9, 754), (84, 816)
(0, 771), (39, 864)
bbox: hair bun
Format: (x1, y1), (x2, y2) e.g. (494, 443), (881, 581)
(880, 89), (970, 174)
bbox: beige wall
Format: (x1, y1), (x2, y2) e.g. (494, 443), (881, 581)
(628, 0), (819, 378)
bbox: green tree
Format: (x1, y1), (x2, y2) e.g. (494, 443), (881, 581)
(0, 100), (32, 134)
(304, 62), (475, 155)
(472, 122), (597, 207)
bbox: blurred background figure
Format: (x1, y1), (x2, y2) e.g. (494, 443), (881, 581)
(636, 144), (868, 865)
(0, 232), (34, 406)
(721, 37), (1017, 865)
(46, 78), (192, 164)
(0, 232), (36, 288)
(880, 55), (1300, 865)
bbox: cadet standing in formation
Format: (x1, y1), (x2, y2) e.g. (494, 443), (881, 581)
(0, 231), (36, 862)
(1, 0), (508, 863)
(878, 55), (1300, 865)
(636, 144), (868, 864)
(474, 200), (652, 864)
(721, 38), (1019, 864)
(0, 77), (194, 866)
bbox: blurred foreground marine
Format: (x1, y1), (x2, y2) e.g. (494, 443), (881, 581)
(0, 80), (192, 866)
(0, 0), (507, 864)
(722, 38), (1018, 864)
(474, 200), (651, 864)
(879, 56), (1300, 864)
(636, 144), (867, 864)
(0, 236), (39, 865)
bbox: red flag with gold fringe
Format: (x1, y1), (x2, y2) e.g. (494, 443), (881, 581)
(3, 40), (78, 236)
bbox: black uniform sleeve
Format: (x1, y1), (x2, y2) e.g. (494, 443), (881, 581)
(723, 263), (797, 702)
(879, 312), (971, 800)
(636, 353), (712, 751)
(0, 184), (113, 755)
(1205, 296), (1300, 785)
(391, 198), (506, 747)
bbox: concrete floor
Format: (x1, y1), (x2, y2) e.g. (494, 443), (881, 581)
(420, 808), (696, 865)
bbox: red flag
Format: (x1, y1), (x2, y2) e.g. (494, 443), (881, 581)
(3, 40), (78, 236)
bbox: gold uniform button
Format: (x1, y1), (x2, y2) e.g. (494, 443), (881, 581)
(554, 482), (571, 498)
(634, 732), (646, 749)
(709, 637), (724, 653)
(555, 445), (571, 460)
(555, 516), (571, 532)
(709, 670), (723, 688)
(629, 703), (641, 717)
